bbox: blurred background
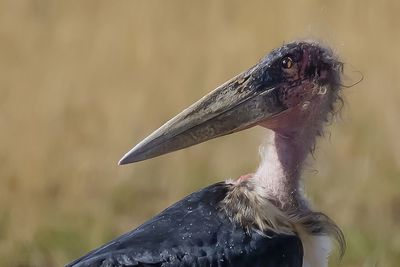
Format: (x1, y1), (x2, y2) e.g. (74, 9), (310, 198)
(0, 0), (399, 266)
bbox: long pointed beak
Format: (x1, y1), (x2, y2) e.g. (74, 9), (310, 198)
(119, 64), (286, 165)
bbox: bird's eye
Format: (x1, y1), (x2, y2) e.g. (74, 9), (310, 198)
(281, 56), (293, 69)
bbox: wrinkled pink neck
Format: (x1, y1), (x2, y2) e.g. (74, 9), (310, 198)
(254, 102), (327, 210)
(254, 134), (307, 209)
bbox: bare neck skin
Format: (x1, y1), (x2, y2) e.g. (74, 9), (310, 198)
(254, 96), (330, 211)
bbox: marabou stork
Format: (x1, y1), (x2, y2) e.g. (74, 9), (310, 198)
(67, 41), (345, 267)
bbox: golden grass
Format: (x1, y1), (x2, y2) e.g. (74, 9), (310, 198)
(0, 0), (399, 266)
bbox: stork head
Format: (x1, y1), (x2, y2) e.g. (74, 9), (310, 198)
(119, 41), (343, 165)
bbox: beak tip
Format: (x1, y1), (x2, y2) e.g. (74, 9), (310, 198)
(118, 151), (136, 165)
(118, 146), (146, 165)
(118, 157), (128, 165)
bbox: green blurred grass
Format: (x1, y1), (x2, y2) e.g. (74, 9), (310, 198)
(0, 0), (399, 266)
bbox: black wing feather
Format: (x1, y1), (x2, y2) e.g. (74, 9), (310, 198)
(66, 183), (303, 267)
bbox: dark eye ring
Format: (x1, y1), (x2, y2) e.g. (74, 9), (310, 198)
(281, 56), (293, 69)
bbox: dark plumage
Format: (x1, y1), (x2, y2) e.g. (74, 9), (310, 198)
(67, 183), (303, 267)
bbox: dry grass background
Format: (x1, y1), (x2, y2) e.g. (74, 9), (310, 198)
(0, 0), (399, 266)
